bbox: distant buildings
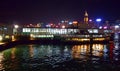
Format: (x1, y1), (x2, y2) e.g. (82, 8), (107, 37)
(0, 11), (119, 40)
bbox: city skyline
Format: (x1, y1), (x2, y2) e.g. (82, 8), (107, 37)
(0, 0), (120, 24)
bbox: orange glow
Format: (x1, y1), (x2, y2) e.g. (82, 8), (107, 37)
(73, 21), (78, 24)
(92, 44), (104, 56)
(72, 45), (90, 59)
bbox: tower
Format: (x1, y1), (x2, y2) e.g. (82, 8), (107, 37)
(84, 11), (88, 24)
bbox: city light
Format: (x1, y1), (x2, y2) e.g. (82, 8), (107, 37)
(103, 26), (107, 29)
(69, 22), (72, 25)
(99, 26), (102, 29)
(115, 25), (119, 29)
(73, 21), (78, 24)
(62, 25), (65, 28)
(14, 25), (19, 29)
(89, 19), (92, 22)
(96, 18), (102, 27)
(61, 21), (64, 23)
(96, 18), (102, 22)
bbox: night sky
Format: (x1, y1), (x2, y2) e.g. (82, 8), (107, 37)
(0, 0), (120, 24)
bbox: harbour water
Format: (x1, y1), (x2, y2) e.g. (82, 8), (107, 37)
(0, 33), (119, 71)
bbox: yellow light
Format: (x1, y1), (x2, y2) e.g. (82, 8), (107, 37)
(73, 21), (78, 24)
(0, 36), (3, 41)
(30, 34), (34, 38)
(5, 35), (10, 39)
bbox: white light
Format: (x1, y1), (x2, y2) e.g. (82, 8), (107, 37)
(99, 26), (102, 29)
(14, 25), (19, 29)
(62, 25), (65, 28)
(114, 33), (119, 39)
(96, 19), (102, 22)
(69, 22), (72, 25)
(88, 30), (93, 33)
(115, 25), (119, 29)
(61, 21), (64, 23)
(93, 29), (98, 33)
(46, 24), (50, 27)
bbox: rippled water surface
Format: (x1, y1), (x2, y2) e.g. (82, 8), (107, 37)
(0, 42), (120, 71)
(0, 33), (120, 71)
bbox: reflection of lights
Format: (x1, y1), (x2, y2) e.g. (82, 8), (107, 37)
(92, 44), (104, 56)
(72, 45), (90, 59)
(114, 33), (119, 39)
(103, 45), (108, 53)
(114, 42), (119, 50)
(29, 45), (34, 57)
(11, 48), (16, 59)
(64, 46), (68, 52)
(0, 52), (4, 70)
(0, 52), (4, 62)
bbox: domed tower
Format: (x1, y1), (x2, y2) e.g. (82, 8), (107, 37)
(84, 11), (88, 24)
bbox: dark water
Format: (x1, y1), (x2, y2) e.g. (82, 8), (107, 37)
(0, 34), (120, 71)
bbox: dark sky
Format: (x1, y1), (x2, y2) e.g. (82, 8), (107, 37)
(0, 0), (120, 24)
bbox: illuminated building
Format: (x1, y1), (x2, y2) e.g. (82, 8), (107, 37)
(84, 11), (88, 24)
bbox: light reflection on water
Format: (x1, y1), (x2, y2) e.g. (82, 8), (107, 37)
(0, 33), (120, 71)
(0, 42), (119, 71)
(0, 52), (4, 70)
(72, 44), (90, 59)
